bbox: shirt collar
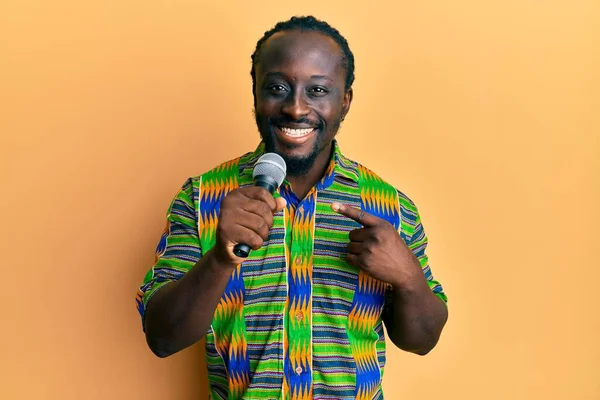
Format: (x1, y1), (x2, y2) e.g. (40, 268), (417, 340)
(329, 140), (359, 183)
(240, 139), (359, 184)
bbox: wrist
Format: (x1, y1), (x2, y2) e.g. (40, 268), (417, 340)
(206, 248), (239, 272)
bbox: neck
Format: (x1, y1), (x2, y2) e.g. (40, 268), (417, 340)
(286, 143), (334, 200)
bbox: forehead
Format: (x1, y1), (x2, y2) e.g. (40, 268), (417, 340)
(256, 30), (345, 81)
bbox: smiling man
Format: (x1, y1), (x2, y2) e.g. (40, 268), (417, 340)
(136, 16), (448, 400)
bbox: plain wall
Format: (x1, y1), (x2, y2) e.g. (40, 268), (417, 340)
(1, 0), (599, 398)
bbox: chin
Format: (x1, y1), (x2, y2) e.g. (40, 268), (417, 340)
(279, 146), (313, 158)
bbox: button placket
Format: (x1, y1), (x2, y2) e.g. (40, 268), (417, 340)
(285, 190), (315, 390)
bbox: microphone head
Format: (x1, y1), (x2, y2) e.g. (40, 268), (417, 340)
(252, 152), (287, 188)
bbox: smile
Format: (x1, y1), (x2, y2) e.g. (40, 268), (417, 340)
(278, 126), (316, 138)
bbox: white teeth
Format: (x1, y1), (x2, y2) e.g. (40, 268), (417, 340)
(280, 126), (314, 137)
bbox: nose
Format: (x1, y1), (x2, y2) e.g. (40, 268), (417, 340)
(281, 91), (310, 121)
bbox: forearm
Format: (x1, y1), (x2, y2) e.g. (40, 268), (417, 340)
(384, 276), (448, 355)
(144, 249), (236, 357)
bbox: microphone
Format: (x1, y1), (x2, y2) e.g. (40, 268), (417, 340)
(232, 152), (287, 258)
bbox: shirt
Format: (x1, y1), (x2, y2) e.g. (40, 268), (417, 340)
(136, 140), (447, 400)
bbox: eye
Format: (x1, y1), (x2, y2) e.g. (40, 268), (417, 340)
(308, 86), (329, 95)
(268, 84), (287, 92)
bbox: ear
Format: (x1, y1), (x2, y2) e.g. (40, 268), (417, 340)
(342, 88), (353, 120)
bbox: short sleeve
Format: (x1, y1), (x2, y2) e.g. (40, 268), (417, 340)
(135, 178), (202, 327)
(398, 192), (447, 304)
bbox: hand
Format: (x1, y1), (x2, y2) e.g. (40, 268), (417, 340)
(331, 202), (423, 288)
(214, 187), (287, 266)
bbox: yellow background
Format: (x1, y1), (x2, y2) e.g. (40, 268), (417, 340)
(1, 0), (599, 398)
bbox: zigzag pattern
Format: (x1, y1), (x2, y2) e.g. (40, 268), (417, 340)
(351, 341), (379, 373)
(290, 209), (314, 285)
(199, 162), (239, 248)
(358, 165), (400, 229)
(283, 188), (316, 400)
(355, 381), (379, 400)
(348, 166), (402, 399)
(214, 266), (245, 327)
(136, 141), (447, 399)
(213, 265), (250, 397)
(348, 271), (386, 399)
(199, 158), (250, 399)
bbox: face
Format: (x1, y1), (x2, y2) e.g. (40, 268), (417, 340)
(254, 30), (353, 176)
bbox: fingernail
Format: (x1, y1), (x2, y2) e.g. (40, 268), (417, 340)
(331, 202), (341, 212)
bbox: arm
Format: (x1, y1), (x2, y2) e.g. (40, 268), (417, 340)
(382, 210), (448, 355)
(331, 201), (448, 355)
(138, 183), (286, 358)
(143, 249), (237, 357)
(382, 263), (448, 355)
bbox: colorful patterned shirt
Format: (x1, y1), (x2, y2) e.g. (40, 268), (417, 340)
(136, 141), (446, 400)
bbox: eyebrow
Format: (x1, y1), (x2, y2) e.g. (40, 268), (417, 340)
(264, 72), (332, 81)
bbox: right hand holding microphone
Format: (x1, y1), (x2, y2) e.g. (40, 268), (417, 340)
(213, 187), (287, 266)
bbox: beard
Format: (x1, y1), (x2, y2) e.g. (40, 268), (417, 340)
(254, 112), (342, 177)
(263, 132), (320, 177)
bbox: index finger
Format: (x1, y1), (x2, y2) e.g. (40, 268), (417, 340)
(331, 202), (380, 227)
(240, 186), (279, 212)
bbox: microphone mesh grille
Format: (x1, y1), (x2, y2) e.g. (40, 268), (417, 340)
(252, 153), (287, 187)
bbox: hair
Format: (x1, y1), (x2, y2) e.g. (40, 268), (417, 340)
(250, 16), (355, 97)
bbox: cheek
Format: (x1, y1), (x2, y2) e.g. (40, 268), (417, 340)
(318, 104), (343, 126)
(257, 94), (285, 110)
(254, 99), (274, 118)
(318, 93), (345, 120)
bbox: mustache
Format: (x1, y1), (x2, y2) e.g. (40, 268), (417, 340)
(268, 116), (322, 128)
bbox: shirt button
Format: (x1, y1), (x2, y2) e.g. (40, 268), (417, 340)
(295, 366), (303, 375)
(295, 311), (304, 321)
(295, 256), (303, 265)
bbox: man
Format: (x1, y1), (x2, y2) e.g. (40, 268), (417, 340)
(136, 15), (448, 400)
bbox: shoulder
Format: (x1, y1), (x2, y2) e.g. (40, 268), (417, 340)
(190, 150), (256, 182)
(178, 149), (258, 203)
(352, 160), (417, 209)
(182, 148), (260, 187)
(351, 159), (422, 235)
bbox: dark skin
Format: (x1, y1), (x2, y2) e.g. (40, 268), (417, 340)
(144, 30), (447, 358)
(332, 203), (448, 355)
(144, 188), (286, 357)
(254, 31), (352, 198)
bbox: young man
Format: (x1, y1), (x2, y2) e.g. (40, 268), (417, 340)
(137, 15), (448, 400)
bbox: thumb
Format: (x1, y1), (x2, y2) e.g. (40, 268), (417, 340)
(275, 196), (287, 212)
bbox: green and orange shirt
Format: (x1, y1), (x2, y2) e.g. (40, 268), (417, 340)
(136, 141), (446, 400)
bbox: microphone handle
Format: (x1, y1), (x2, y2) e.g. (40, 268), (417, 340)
(232, 243), (252, 258)
(232, 176), (278, 258)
